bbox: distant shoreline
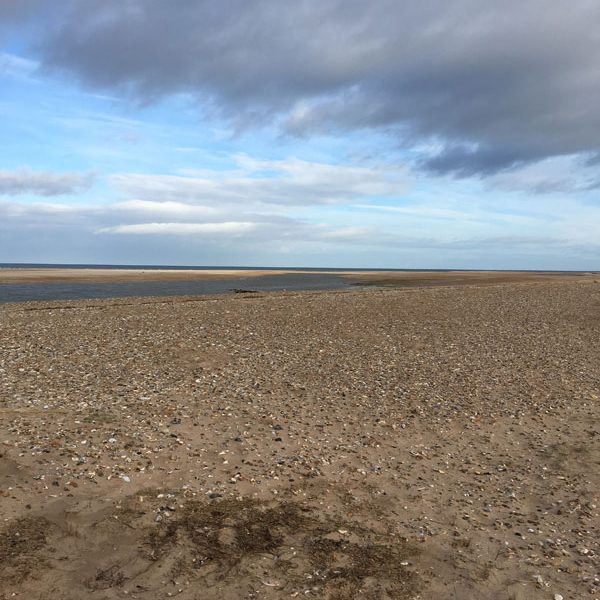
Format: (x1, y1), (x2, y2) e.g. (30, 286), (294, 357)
(0, 265), (594, 286)
(0, 262), (593, 274)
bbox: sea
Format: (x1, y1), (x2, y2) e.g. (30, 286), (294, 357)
(0, 263), (396, 303)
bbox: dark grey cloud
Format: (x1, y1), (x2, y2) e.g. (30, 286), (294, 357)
(0, 169), (93, 196)
(0, 0), (65, 33)
(585, 152), (600, 167)
(0, 0), (41, 21)
(31, 1), (600, 176)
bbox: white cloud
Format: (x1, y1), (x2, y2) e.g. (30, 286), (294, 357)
(1, 151), (599, 269)
(0, 199), (77, 216)
(110, 155), (405, 207)
(99, 221), (258, 235)
(114, 199), (219, 217)
(352, 203), (537, 226)
(2, 194), (599, 269)
(0, 52), (38, 79)
(317, 226), (373, 241)
(486, 156), (600, 194)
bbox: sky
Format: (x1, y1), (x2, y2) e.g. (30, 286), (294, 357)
(1, 1), (599, 269)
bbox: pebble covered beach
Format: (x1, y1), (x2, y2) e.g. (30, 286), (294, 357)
(1, 277), (599, 599)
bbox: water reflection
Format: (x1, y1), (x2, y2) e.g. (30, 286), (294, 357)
(0, 273), (354, 303)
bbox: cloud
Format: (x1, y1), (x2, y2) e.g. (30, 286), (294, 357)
(486, 156), (600, 194)
(353, 203), (541, 227)
(114, 199), (219, 218)
(0, 0), (45, 22)
(33, 1), (600, 175)
(0, 52), (38, 78)
(2, 194), (599, 269)
(0, 168), (94, 196)
(110, 156), (404, 206)
(0, 199), (77, 217)
(99, 221), (257, 235)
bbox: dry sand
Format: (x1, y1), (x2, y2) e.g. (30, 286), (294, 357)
(0, 268), (289, 284)
(1, 277), (599, 599)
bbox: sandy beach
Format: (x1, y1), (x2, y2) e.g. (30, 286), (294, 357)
(0, 267), (594, 285)
(1, 278), (599, 599)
